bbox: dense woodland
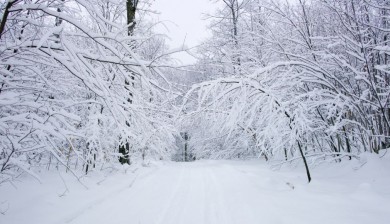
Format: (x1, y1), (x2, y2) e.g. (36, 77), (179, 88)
(1, 0), (389, 183)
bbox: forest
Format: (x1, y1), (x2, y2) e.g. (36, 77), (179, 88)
(0, 0), (389, 223)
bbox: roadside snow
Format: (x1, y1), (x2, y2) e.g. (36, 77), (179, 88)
(1, 154), (389, 224)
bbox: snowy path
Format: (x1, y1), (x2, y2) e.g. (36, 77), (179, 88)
(1, 160), (390, 224)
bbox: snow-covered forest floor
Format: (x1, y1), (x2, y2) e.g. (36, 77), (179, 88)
(1, 153), (389, 224)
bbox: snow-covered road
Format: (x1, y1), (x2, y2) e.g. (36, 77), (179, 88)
(67, 161), (278, 224)
(1, 159), (390, 224)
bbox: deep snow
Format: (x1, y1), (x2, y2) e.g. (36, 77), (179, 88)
(1, 154), (390, 224)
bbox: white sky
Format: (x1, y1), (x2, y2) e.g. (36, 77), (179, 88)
(151, 0), (219, 64)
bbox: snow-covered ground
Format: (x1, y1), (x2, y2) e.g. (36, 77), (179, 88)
(1, 154), (390, 224)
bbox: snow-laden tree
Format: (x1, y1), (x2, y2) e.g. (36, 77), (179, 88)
(197, 0), (271, 78)
(182, 0), (390, 182)
(0, 0), (177, 183)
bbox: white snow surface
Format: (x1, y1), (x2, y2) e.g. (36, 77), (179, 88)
(1, 154), (390, 224)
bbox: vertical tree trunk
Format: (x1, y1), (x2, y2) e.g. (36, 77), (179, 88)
(54, 0), (64, 43)
(119, 1), (138, 165)
(184, 132), (188, 162)
(0, 0), (16, 40)
(126, 0), (138, 36)
(229, 0), (241, 74)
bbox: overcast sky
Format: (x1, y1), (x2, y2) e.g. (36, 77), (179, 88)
(151, 0), (219, 64)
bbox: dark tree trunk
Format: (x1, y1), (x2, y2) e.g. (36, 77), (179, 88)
(297, 141), (311, 183)
(126, 0), (138, 36)
(0, 0), (16, 40)
(118, 1), (138, 165)
(119, 142), (130, 165)
(184, 132), (188, 162)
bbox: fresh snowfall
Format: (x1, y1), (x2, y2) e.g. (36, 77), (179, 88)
(0, 0), (390, 224)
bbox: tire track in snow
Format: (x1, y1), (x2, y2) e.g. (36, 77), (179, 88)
(62, 166), (159, 224)
(207, 165), (232, 224)
(154, 163), (188, 224)
(155, 164), (210, 224)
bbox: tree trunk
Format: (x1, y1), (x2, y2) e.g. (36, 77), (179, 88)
(126, 0), (138, 36)
(297, 141), (311, 183)
(184, 132), (188, 162)
(118, 1), (138, 165)
(0, 0), (16, 40)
